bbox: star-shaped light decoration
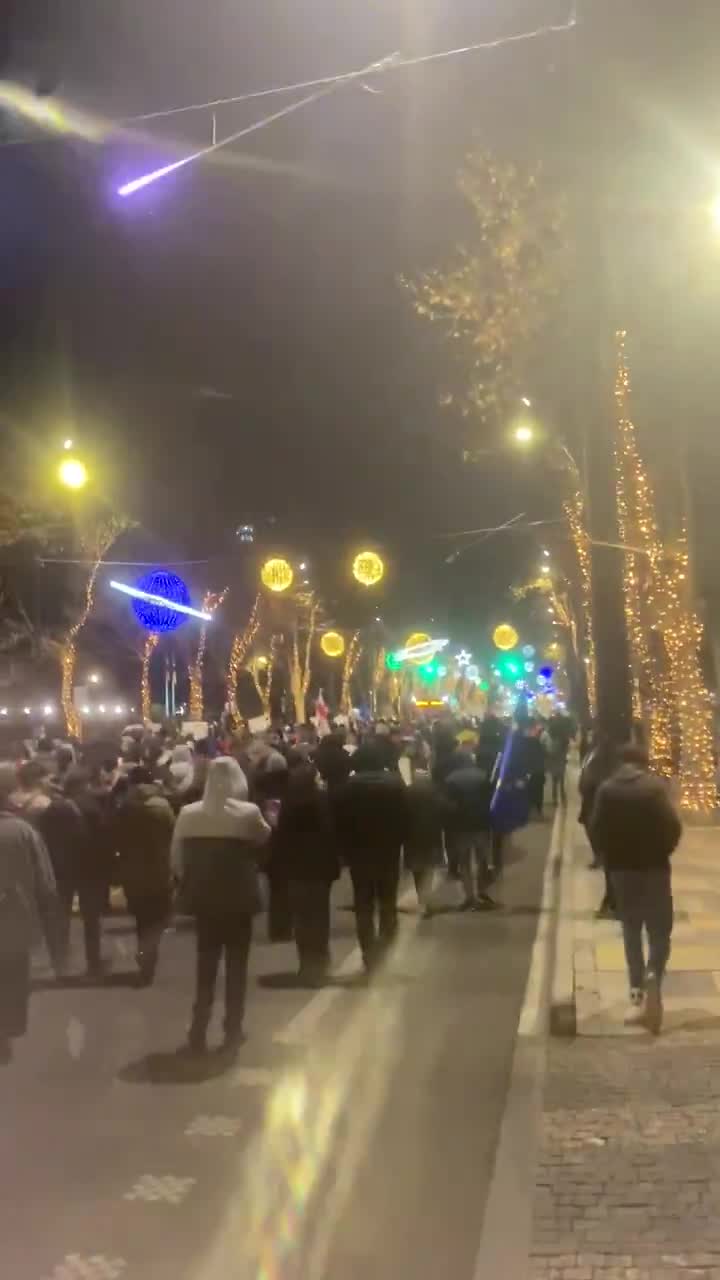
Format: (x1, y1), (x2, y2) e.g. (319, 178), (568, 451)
(455, 649), (472, 667)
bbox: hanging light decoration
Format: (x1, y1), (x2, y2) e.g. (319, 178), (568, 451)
(260, 557), (294, 593)
(493, 623), (519, 652)
(321, 630), (345, 658)
(352, 550), (385, 587)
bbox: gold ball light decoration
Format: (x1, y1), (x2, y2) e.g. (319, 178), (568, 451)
(404, 632), (431, 665)
(321, 631), (345, 658)
(493, 623), (519, 652)
(352, 550), (384, 587)
(260, 557), (294, 594)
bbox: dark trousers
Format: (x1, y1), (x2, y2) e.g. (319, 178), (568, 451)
(611, 867), (673, 990)
(0, 950), (30, 1042)
(551, 766), (567, 805)
(191, 914), (252, 1047)
(288, 880), (331, 978)
(57, 879), (103, 973)
(350, 861), (400, 969)
(127, 893), (169, 983)
(529, 773), (545, 816)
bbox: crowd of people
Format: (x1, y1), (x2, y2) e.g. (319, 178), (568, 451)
(0, 708), (576, 1065)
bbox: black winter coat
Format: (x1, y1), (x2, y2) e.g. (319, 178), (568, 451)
(589, 765), (682, 871)
(443, 763), (493, 834)
(332, 770), (410, 869)
(404, 776), (448, 870)
(274, 776), (340, 883)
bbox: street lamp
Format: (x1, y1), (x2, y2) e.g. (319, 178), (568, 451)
(58, 457), (88, 490)
(513, 424), (534, 445)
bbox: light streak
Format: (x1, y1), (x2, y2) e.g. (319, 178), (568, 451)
(110, 580), (212, 621)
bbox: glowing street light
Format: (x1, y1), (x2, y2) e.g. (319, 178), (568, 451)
(513, 424), (534, 445)
(58, 456), (88, 490)
(88, 673), (101, 684)
(63, 438), (74, 450)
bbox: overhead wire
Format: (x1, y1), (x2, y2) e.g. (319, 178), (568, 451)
(0, 12), (577, 149)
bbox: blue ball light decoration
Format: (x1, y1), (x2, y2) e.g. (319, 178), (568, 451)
(132, 570), (192, 633)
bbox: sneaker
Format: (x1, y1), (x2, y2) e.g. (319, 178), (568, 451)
(643, 972), (663, 1035)
(474, 894), (501, 912)
(624, 988), (645, 1025)
(458, 899), (477, 912)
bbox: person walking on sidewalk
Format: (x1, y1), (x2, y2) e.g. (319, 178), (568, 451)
(172, 758), (271, 1056)
(589, 743), (682, 1034)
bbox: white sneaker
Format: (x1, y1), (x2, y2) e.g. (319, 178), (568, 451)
(624, 988), (645, 1025)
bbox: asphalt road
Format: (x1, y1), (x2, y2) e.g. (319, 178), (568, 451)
(1, 816), (552, 1280)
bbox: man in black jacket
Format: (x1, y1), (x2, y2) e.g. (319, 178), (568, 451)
(590, 743), (682, 1034)
(444, 740), (498, 911)
(332, 745), (410, 972)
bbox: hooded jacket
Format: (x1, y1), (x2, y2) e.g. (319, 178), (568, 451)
(589, 764), (682, 871)
(171, 758), (271, 916)
(114, 782), (175, 899)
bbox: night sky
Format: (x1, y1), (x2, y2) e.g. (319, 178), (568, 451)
(3, 0), (720, 677)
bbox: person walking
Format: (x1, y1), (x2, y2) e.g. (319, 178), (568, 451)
(114, 766), (175, 986)
(332, 744), (410, 973)
(12, 760), (86, 973)
(171, 758), (271, 1056)
(590, 743), (681, 1034)
(404, 768), (447, 917)
(62, 767), (113, 978)
(313, 728), (352, 792)
(523, 721), (547, 819)
(579, 733), (618, 914)
(275, 762), (339, 985)
(444, 740), (498, 911)
(0, 764), (59, 1064)
(547, 711), (574, 806)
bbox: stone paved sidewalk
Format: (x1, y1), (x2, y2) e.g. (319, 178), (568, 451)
(573, 823), (720, 1035)
(529, 1033), (720, 1279)
(530, 807), (720, 1278)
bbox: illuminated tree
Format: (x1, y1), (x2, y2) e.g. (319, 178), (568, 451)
(403, 150), (568, 430)
(225, 594), (261, 716)
(288, 593), (319, 724)
(340, 631), (361, 714)
(188, 587), (228, 721)
(53, 515), (130, 738)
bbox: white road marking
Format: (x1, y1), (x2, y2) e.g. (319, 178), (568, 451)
(123, 1174), (196, 1205)
(66, 1017), (86, 1060)
(273, 885), (418, 1046)
(43, 1256), (127, 1280)
(518, 806), (566, 1038)
(184, 1115), (243, 1138)
(472, 798), (574, 1279)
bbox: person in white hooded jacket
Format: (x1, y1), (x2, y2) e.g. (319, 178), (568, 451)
(171, 758), (270, 1055)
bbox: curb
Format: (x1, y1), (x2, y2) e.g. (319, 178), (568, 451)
(549, 796), (578, 1038)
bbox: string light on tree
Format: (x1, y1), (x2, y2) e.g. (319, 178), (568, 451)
(225, 595), (261, 715)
